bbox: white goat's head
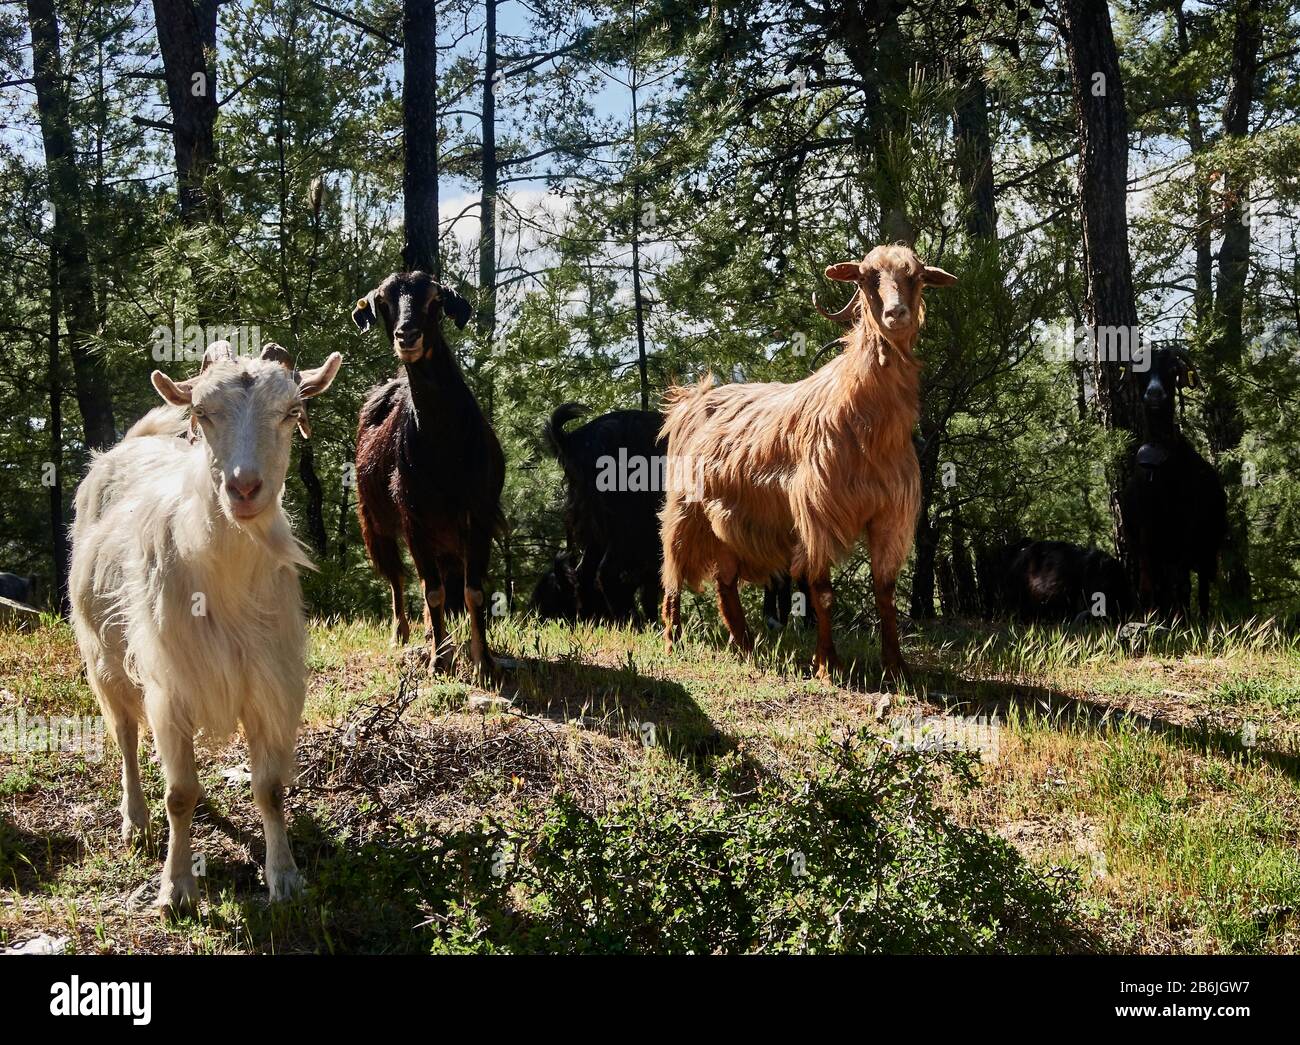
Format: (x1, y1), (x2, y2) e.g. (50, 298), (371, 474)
(150, 342), (342, 525)
(817, 245), (957, 353)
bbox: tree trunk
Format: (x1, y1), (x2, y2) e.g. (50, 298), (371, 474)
(403, 0), (440, 275)
(1172, 3), (1213, 321)
(28, 0), (116, 450)
(478, 0), (498, 343)
(298, 442), (328, 557)
(47, 244), (68, 617)
(629, 2), (650, 410)
(909, 436), (941, 620)
(954, 70), (996, 240)
(1204, 0), (1261, 611)
(151, 0), (221, 223)
(1061, 0), (1142, 566)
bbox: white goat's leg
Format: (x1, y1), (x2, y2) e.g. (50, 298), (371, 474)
(153, 725), (201, 915)
(248, 729), (303, 901)
(113, 714), (150, 844)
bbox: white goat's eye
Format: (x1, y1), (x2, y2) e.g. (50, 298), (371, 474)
(286, 407), (302, 421)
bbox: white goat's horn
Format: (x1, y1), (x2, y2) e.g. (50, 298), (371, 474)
(200, 340), (235, 373)
(813, 291), (859, 325)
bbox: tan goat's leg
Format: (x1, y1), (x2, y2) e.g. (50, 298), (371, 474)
(247, 724), (303, 902)
(865, 518), (910, 684)
(809, 574), (841, 678)
(153, 724), (201, 916)
(716, 579), (753, 654)
(662, 588), (682, 652)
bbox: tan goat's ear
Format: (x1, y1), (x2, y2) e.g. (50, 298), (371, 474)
(921, 266), (958, 287)
(297, 352), (342, 399)
(151, 370), (194, 406)
(825, 262), (863, 283)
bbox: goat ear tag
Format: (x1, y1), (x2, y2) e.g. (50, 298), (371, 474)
(351, 295), (375, 332)
(1186, 369), (1199, 388)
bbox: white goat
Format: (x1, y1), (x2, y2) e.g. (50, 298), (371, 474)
(69, 342), (341, 914)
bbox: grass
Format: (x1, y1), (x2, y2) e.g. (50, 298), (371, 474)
(1, 606), (1299, 953)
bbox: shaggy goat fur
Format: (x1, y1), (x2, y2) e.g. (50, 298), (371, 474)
(659, 245), (955, 678)
(69, 343), (341, 914)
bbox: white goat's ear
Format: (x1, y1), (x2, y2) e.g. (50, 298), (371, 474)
(921, 266), (958, 287)
(351, 291), (379, 332)
(151, 370), (193, 406)
(297, 352), (342, 399)
(825, 262), (862, 283)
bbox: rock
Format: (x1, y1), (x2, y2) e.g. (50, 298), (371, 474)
(0, 596), (40, 630)
(3, 933), (70, 955)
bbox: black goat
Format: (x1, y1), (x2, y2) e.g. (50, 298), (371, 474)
(0, 572), (38, 607)
(544, 403), (665, 623)
(351, 272), (504, 675)
(530, 552), (604, 622)
(984, 539), (1131, 623)
(1120, 347), (1226, 620)
(762, 573), (812, 629)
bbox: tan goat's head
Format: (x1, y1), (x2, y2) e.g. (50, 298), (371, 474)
(818, 245), (957, 354)
(151, 342), (342, 525)
(350, 271), (474, 365)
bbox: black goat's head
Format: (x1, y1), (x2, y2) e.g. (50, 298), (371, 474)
(351, 272), (474, 365)
(1129, 346), (1199, 416)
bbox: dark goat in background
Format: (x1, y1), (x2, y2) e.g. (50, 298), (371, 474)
(1120, 347), (1226, 620)
(0, 572), (38, 607)
(352, 272), (504, 674)
(983, 539), (1131, 623)
(544, 403), (665, 622)
(530, 551), (603, 622)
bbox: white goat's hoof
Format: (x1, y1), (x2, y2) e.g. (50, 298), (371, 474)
(267, 866), (305, 902)
(119, 802), (150, 845)
(120, 816), (150, 847)
(155, 874), (200, 918)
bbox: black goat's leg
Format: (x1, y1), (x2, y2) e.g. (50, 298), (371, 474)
(406, 537), (449, 672)
(462, 533), (494, 679)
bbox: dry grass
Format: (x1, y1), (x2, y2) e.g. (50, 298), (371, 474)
(2, 609), (1299, 953)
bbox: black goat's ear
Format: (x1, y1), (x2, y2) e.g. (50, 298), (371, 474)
(351, 290), (379, 332)
(442, 288), (473, 330)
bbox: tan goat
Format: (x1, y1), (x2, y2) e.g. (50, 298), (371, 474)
(659, 245), (956, 679)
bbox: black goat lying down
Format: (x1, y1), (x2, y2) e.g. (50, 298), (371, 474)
(1120, 347), (1226, 619)
(544, 403), (666, 622)
(530, 552), (601, 622)
(985, 539), (1132, 624)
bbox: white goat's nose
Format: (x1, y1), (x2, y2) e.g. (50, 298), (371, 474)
(884, 303), (909, 320)
(227, 472), (263, 500)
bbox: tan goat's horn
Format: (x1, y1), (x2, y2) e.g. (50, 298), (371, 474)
(813, 291), (859, 325)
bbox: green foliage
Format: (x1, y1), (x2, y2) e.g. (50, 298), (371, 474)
(228, 731), (1086, 954)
